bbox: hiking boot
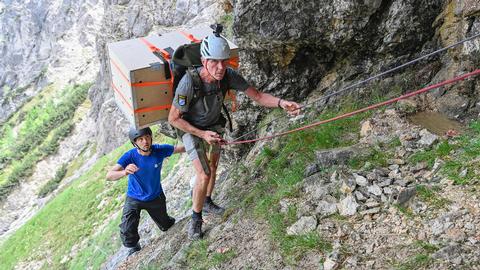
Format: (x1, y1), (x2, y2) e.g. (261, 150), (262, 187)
(202, 200), (225, 215)
(127, 243), (141, 256)
(160, 216), (176, 232)
(188, 219), (203, 240)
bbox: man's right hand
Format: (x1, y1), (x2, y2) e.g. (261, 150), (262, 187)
(201, 130), (223, 145)
(124, 164), (139, 175)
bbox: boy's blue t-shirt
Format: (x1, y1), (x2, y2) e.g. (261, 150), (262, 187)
(117, 144), (174, 201)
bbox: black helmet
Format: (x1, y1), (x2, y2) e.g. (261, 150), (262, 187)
(128, 127), (152, 144)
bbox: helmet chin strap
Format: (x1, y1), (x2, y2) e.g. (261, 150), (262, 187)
(132, 142), (151, 153)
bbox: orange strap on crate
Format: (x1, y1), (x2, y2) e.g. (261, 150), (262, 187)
(112, 81), (172, 114)
(138, 37), (175, 89)
(134, 104), (172, 114)
(139, 37), (171, 60)
(179, 31), (201, 43)
(111, 82), (134, 111)
(226, 56), (239, 69)
(111, 59), (172, 89)
(131, 81), (172, 87)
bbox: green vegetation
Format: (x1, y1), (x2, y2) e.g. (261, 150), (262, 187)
(0, 83), (92, 200)
(0, 83), (91, 165)
(186, 240), (237, 270)
(441, 121), (480, 184)
(348, 146), (389, 169)
(409, 140), (454, 169)
(408, 121), (480, 185)
(218, 0), (234, 40)
(69, 214), (123, 270)
(394, 204), (415, 218)
(394, 241), (439, 270)
(415, 185), (450, 209)
(0, 143), (128, 269)
(38, 163), (68, 198)
(0, 131), (181, 269)
(236, 106), (368, 262)
(219, 14), (234, 40)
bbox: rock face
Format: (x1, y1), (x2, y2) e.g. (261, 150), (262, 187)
(230, 0), (480, 137)
(0, 0), (103, 122)
(233, 0), (443, 100)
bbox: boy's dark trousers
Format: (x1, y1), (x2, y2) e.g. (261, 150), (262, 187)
(119, 193), (174, 247)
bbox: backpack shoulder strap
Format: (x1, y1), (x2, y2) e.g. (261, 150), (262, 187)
(186, 67), (204, 107)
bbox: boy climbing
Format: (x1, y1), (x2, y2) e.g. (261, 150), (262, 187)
(106, 127), (185, 255)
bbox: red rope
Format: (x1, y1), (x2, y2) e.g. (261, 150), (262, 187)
(223, 68), (480, 146)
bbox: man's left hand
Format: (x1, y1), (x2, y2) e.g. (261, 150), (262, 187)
(280, 100), (301, 116)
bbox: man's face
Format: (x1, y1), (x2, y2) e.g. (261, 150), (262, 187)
(134, 134), (152, 151)
(203, 58), (228, 80)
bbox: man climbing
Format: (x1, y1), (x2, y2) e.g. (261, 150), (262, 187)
(168, 33), (301, 240)
(106, 127), (185, 256)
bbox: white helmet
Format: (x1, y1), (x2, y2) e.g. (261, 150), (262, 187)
(200, 34), (231, 60)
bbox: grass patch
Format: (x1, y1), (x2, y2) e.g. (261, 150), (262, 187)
(0, 120), (76, 200)
(254, 146), (277, 167)
(394, 204), (415, 218)
(394, 241), (438, 270)
(0, 132), (182, 269)
(0, 143), (128, 269)
(269, 211), (332, 263)
(348, 146), (390, 170)
(415, 185), (450, 209)
(408, 121), (480, 185)
(238, 106), (369, 262)
(441, 122), (480, 184)
(69, 213), (123, 270)
(185, 240), (237, 270)
(409, 140), (455, 169)
(37, 163), (68, 198)
(64, 144), (91, 179)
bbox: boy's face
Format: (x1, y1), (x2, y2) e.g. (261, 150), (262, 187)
(134, 134), (152, 151)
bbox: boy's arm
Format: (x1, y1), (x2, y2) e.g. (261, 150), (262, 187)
(106, 164), (126, 181)
(106, 164), (138, 181)
(173, 145), (185, 154)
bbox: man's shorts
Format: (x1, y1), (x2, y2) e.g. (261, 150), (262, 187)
(181, 125), (224, 175)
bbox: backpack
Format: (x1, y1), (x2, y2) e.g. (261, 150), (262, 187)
(170, 42), (234, 133)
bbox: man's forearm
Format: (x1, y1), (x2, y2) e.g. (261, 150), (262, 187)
(245, 86), (281, 108)
(170, 117), (204, 138)
(256, 92), (281, 108)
